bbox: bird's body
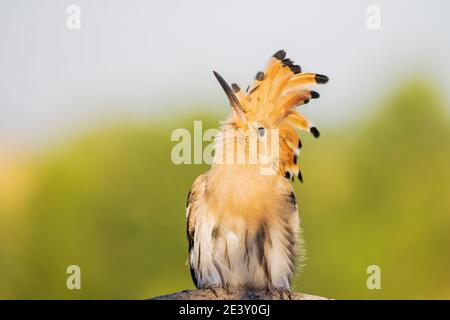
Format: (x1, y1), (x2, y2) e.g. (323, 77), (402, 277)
(187, 154), (299, 290)
(186, 51), (328, 291)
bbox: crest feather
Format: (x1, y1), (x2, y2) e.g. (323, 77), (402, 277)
(214, 50), (328, 180)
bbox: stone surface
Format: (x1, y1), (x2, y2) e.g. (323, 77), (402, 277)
(152, 288), (328, 300)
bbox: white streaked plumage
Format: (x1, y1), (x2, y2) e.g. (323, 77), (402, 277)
(187, 164), (301, 290)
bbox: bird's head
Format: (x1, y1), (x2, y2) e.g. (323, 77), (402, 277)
(213, 50), (328, 180)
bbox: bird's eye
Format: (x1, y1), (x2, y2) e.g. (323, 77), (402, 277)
(258, 127), (265, 137)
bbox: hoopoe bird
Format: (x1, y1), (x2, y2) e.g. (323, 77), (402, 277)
(186, 50), (328, 295)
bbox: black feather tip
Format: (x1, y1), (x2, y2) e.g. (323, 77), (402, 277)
(231, 83), (240, 93)
(289, 64), (302, 74)
(255, 71), (265, 81)
(298, 170), (303, 183)
(273, 50), (286, 60)
(281, 58), (293, 67)
(315, 74), (329, 84)
(310, 91), (320, 99)
(310, 127), (320, 138)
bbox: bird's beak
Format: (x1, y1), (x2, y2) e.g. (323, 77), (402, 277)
(213, 70), (246, 121)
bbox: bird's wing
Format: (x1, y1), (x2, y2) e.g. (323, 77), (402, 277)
(186, 172), (208, 288)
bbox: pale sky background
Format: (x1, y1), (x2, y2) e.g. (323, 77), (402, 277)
(1, 0), (449, 148)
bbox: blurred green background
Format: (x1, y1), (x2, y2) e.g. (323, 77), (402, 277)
(0, 78), (449, 299)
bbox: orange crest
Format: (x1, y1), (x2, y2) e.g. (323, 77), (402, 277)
(213, 50), (329, 181)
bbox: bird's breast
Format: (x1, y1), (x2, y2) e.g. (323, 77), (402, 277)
(204, 164), (292, 226)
